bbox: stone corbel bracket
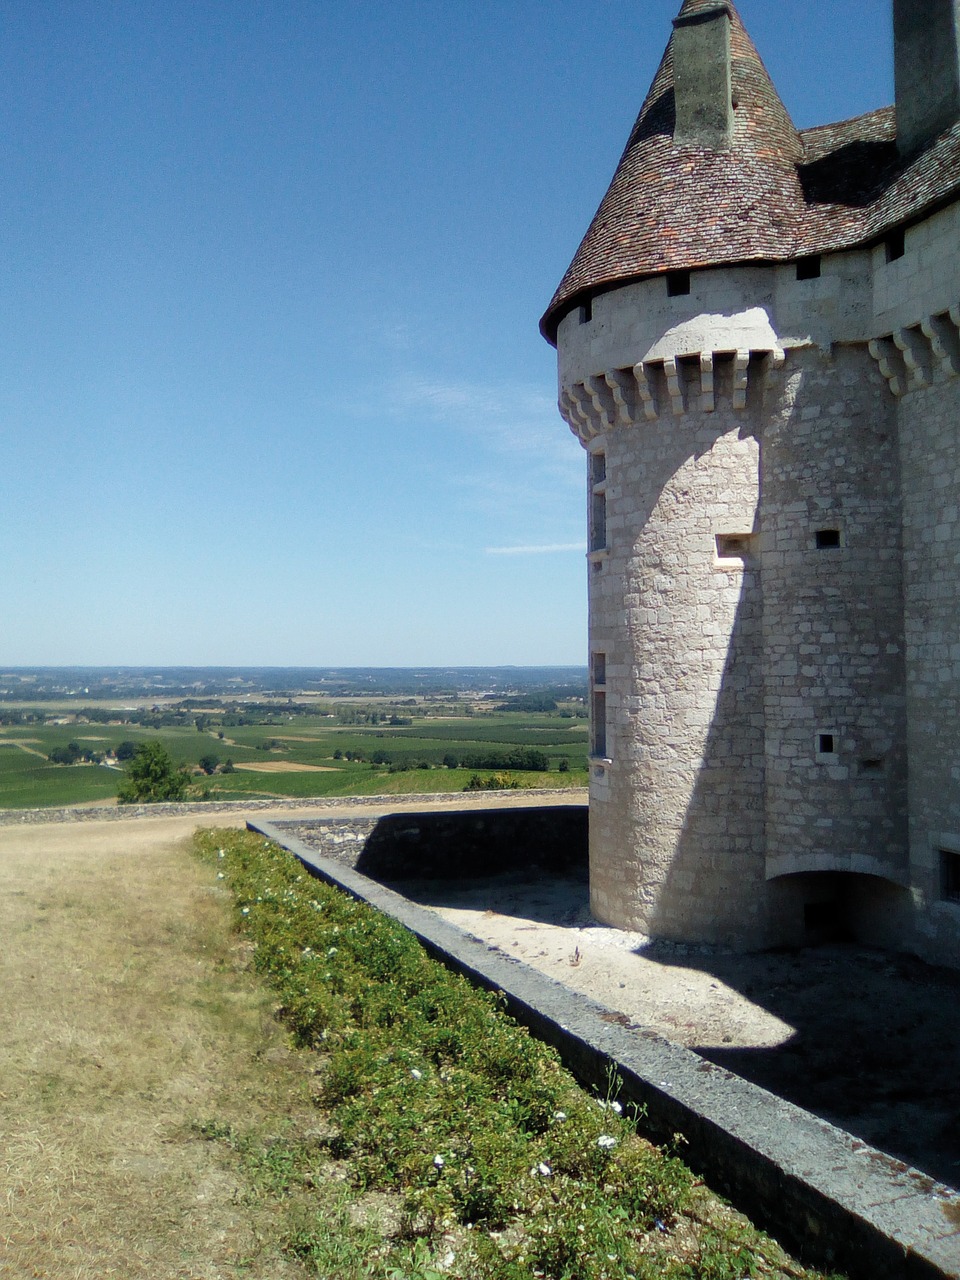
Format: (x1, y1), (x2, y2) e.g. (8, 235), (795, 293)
(559, 347), (784, 444)
(869, 307), (960, 396)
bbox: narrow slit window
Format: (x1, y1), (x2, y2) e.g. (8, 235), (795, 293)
(941, 850), (960, 903)
(579, 297), (593, 324)
(592, 690), (607, 759)
(815, 528), (841, 549)
(590, 493), (606, 552)
(589, 452), (607, 552)
(667, 270), (691, 297)
(592, 652), (606, 687)
(796, 255), (821, 280)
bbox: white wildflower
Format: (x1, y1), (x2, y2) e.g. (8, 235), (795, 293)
(327, 946), (338, 956)
(216, 872), (225, 880)
(610, 1100), (622, 1114)
(217, 849), (224, 858)
(241, 907), (250, 915)
(597, 1134), (617, 1149)
(538, 1162), (552, 1177)
(410, 1068), (423, 1080)
(433, 1154), (444, 1169)
(552, 1111), (567, 1122)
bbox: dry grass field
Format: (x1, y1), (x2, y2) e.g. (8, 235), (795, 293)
(0, 817), (316, 1280)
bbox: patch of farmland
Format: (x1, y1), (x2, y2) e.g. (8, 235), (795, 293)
(234, 762), (338, 773)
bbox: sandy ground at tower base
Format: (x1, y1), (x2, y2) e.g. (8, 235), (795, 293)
(398, 868), (960, 1193)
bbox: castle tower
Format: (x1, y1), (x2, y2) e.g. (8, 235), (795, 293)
(542, 0), (960, 962)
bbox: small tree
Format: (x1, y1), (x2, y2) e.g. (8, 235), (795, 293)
(198, 753), (220, 775)
(117, 742), (190, 804)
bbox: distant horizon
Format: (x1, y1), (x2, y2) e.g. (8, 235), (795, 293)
(0, 665), (588, 702)
(0, 662), (588, 672)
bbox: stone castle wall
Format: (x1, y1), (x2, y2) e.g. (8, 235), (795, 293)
(557, 205), (960, 963)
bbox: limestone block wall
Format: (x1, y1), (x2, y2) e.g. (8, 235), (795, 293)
(558, 266), (784, 943)
(898, 373), (960, 966)
(873, 201), (960, 335)
(588, 391), (768, 944)
(760, 345), (909, 886)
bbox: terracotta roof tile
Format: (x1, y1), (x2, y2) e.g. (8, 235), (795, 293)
(541, 4), (960, 343)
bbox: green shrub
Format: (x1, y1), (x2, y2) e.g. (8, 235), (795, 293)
(117, 741), (189, 803)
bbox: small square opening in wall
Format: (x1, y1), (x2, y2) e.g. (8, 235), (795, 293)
(796, 255), (821, 280)
(941, 850), (960, 903)
(715, 532), (753, 560)
(817, 732), (836, 756)
(815, 528), (841, 549)
(667, 270), (691, 297)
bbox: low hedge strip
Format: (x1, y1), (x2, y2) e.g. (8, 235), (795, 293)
(195, 828), (839, 1280)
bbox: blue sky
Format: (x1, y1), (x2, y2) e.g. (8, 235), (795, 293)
(0, 0), (893, 666)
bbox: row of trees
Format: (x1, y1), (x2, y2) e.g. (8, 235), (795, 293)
(330, 746), (558, 771)
(48, 739), (139, 766)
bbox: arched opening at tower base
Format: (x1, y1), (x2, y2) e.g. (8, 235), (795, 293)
(763, 870), (912, 951)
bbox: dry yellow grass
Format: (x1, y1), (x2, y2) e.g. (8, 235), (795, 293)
(0, 818), (314, 1280)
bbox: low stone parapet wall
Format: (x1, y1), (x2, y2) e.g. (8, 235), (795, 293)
(270, 804), (588, 878)
(0, 788), (587, 828)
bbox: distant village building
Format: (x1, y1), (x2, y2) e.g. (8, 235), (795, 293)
(542, 0), (960, 966)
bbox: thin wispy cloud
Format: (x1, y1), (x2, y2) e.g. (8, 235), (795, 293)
(393, 375), (582, 478)
(486, 542), (585, 556)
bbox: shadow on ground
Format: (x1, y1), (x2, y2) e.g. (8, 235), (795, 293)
(645, 940), (960, 1190)
(392, 869), (960, 1190)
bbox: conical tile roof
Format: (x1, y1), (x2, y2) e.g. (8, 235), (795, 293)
(540, 1), (960, 343)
